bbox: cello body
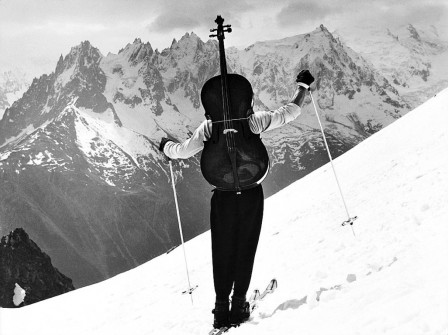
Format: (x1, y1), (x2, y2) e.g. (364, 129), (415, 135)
(200, 16), (269, 192)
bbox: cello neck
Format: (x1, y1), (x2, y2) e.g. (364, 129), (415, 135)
(210, 15), (231, 78)
(217, 28), (228, 77)
(218, 36), (228, 77)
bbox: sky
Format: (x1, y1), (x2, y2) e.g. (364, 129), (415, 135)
(1, 0), (448, 78)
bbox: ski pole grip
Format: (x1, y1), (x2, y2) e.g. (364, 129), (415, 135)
(297, 82), (310, 90)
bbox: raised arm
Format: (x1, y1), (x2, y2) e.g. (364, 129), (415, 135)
(249, 70), (314, 134)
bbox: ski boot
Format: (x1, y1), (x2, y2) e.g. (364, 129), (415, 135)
(212, 299), (230, 329)
(229, 296), (250, 326)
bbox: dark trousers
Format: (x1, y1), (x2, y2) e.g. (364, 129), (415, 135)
(210, 185), (264, 300)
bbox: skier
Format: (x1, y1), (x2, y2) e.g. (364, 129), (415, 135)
(159, 70), (314, 328)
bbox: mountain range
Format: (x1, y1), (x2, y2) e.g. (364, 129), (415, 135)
(335, 23), (448, 107)
(0, 23), (446, 289)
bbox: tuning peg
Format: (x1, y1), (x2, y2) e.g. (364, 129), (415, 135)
(223, 24), (231, 28)
(209, 34), (217, 38)
(226, 28), (232, 33)
(210, 28), (217, 32)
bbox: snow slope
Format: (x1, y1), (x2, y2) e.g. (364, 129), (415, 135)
(2, 88), (448, 334)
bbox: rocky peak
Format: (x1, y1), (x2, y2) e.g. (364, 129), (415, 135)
(0, 228), (75, 307)
(157, 31), (214, 82)
(57, 40), (103, 75)
(320, 24), (329, 33)
(170, 32), (204, 52)
(118, 38), (154, 65)
(54, 42), (108, 114)
(407, 24), (421, 41)
(131, 40), (153, 65)
(55, 54), (64, 75)
(180, 32), (200, 42)
(1, 228), (34, 249)
(387, 28), (399, 41)
(77, 41), (103, 67)
(316, 24), (339, 45)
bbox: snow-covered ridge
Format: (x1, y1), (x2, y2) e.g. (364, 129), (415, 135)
(2, 85), (446, 334)
(335, 24), (448, 107)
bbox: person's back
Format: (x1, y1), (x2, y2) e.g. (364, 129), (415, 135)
(159, 69), (315, 329)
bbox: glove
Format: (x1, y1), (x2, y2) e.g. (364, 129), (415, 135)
(159, 137), (173, 153)
(296, 70), (314, 88)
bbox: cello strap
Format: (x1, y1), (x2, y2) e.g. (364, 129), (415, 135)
(210, 111), (256, 140)
(211, 116), (250, 123)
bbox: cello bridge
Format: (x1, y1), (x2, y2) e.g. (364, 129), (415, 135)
(223, 129), (238, 135)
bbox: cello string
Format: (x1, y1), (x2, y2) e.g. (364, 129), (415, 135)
(227, 78), (237, 149)
(221, 73), (231, 150)
(225, 85), (236, 150)
(223, 75), (236, 151)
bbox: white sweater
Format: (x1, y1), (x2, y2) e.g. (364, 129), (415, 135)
(164, 103), (301, 159)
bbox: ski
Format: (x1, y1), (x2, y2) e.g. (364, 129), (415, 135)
(207, 291), (260, 335)
(252, 278), (277, 309)
(208, 279), (278, 335)
(208, 326), (229, 335)
(248, 288), (261, 312)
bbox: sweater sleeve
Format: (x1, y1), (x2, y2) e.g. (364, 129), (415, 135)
(248, 103), (301, 134)
(163, 120), (211, 159)
(163, 103), (300, 159)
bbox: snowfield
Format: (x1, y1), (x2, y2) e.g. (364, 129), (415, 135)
(2, 88), (448, 334)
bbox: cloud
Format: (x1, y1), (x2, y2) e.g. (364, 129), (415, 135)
(276, 0), (448, 30)
(0, 0), (157, 27)
(147, 0), (254, 32)
(378, 2), (448, 25)
(148, 12), (201, 32)
(276, 1), (340, 27)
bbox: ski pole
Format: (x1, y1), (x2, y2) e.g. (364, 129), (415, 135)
(168, 160), (196, 303)
(308, 90), (357, 237)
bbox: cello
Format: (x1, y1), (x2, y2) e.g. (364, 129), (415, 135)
(200, 15), (269, 193)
